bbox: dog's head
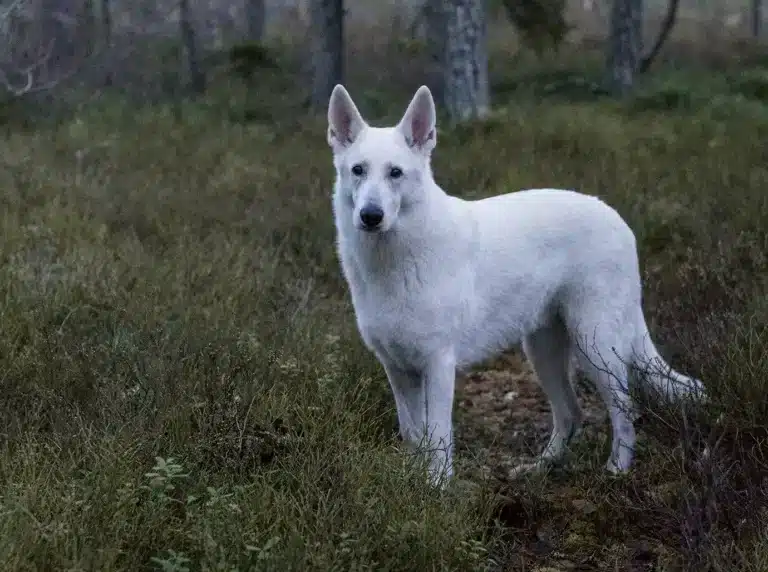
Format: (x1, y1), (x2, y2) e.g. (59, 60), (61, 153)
(327, 85), (437, 234)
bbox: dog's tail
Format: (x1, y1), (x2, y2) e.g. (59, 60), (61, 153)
(631, 312), (706, 402)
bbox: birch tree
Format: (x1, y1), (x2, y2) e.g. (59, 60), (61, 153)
(244, 0), (266, 42)
(423, 0), (445, 104)
(442, 0), (489, 122)
(310, 0), (343, 109)
(95, 0), (113, 86)
(606, 0), (643, 95)
(179, 0), (205, 93)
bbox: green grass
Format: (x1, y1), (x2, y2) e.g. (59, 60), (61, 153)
(0, 42), (767, 570)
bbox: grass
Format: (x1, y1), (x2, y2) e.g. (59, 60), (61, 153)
(1, 28), (768, 570)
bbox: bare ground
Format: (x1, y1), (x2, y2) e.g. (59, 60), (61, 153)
(454, 353), (669, 571)
(454, 350), (607, 479)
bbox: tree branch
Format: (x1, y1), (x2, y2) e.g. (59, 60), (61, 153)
(639, 0), (680, 74)
(0, 1), (95, 97)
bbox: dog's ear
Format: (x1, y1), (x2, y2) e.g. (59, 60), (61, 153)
(397, 85), (437, 155)
(327, 85), (367, 152)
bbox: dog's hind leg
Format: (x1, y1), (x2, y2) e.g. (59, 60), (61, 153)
(522, 318), (584, 466)
(571, 331), (636, 474)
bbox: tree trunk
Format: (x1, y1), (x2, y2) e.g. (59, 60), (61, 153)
(606, 0), (643, 96)
(424, 0), (446, 105)
(310, 0), (344, 109)
(442, 0), (489, 123)
(180, 0), (205, 94)
(753, 0), (763, 38)
(245, 0), (266, 42)
(99, 0), (113, 86)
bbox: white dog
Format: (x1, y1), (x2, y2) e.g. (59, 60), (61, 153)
(327, 84), (704, 486)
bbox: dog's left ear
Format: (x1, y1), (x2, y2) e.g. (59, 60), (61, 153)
(397, 85), (437, 155)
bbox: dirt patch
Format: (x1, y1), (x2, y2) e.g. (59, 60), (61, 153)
(453, 350), (662, 570)
(454, 348), (607, 478)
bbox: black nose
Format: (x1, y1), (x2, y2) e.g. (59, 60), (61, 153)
(359, 205), (384, 229)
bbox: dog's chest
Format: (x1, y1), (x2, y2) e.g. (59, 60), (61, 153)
(344, 259), (471, 370)
(355, 296), (443, 369)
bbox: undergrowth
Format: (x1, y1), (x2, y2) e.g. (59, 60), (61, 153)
(0, 21), (767, 572)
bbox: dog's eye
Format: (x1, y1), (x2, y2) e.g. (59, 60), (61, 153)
(389, 167), (403, 179)
(351, 164), (364, 176)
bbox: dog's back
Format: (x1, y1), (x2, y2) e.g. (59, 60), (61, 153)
(449, 188), (641, 367)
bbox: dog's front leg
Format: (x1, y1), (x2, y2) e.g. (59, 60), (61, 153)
(382, 363), (424, 448)
(383, 354), (456, 488)
(422, 351), (456, 488)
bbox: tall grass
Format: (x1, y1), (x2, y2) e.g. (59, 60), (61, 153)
(0, 21), (767, 570)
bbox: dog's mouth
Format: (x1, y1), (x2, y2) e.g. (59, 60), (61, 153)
(355, 219), (387, 233)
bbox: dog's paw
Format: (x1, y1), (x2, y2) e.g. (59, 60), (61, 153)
(507, 460), (548, 479)
(605, 458), (631, 476)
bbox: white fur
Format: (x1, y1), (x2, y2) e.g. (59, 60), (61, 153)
(327, 84), (705, 487)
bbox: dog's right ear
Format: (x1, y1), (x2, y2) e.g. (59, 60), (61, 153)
(327, 85), (367, 153)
